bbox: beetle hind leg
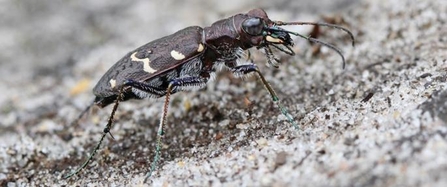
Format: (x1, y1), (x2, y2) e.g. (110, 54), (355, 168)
(64, 86), (126, 179)
(69, 100), (95, 126)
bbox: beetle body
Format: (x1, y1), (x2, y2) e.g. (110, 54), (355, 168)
(93, 9), (292, 108)
(67, 8), (354, 179)
(93, 26), (205, 107)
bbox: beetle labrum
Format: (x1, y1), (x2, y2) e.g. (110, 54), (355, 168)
(65, 8), (354, 179)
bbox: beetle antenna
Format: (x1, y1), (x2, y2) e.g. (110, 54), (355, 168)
(273, 21), (355, 47)
(302, 33), (346, 69)
(297, 33), (347, 69)
(268, 27), (347, 69)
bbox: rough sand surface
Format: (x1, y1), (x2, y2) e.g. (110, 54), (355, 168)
(0, 0), (446, 186)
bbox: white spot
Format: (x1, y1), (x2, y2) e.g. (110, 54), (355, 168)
(170, 50), (185, 60)
(197, 43), (204, 52)
(266, 36), (283, 43)
(130, 52), (157, 73)
(109, 79), (117, 88)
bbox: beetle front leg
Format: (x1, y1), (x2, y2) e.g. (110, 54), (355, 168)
(229, 64), (298, 129)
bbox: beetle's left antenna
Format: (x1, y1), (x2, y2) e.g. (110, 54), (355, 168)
(271, 21), (355, 69)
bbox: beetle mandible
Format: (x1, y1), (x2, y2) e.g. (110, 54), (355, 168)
(65, 8), (355, 179)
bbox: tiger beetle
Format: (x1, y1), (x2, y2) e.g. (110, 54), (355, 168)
(65, 8), (354, 180)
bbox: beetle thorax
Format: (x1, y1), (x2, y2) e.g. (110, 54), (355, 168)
(203, 15), (253, 62)
(214, 42), (244, 62)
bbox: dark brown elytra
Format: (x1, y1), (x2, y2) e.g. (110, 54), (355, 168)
(65, 8), (355, 180)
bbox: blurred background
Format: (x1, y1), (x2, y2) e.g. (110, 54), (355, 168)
(0, 0), (357, 122)
(1, 0), (446, 186)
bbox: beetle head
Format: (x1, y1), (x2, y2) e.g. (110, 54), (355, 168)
(239, 9), (294, 56)
(237, 8), (355, 68)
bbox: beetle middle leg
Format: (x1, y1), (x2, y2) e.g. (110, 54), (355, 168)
(228, 63), (298, 129)
(126, 76), (209, 180)
(65, 76), (207, 179)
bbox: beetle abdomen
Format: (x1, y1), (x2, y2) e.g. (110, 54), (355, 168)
(92, 26), (206, 107)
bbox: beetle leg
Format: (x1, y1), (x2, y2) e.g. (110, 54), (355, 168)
(146, 76), (209, 180)
(123, 79), (166, 97)
(264, 45), (281, 68)
(229, 64), (298, 129)
(70, 100), (94, 126)
(65, 86), (126, 179)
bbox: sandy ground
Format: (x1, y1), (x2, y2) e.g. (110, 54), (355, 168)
(1, 0), (446, 186)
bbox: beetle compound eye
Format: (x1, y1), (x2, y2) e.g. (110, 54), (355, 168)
(242, 17), (264, 36)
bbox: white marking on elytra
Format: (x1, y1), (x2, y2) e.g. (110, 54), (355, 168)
(197, 43), (204, 52)
(266, 36), (283, 43)
(170, 50), (185, 60)
(130, 52), (157, 73)
(109, 79), (117, 88)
